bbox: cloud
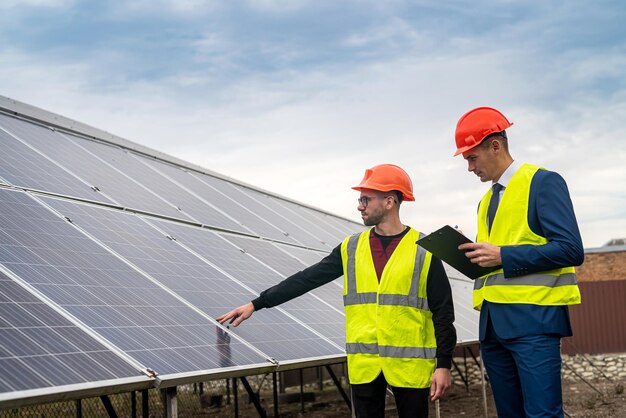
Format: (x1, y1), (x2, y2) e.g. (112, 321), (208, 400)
(0, 1), (624, 248)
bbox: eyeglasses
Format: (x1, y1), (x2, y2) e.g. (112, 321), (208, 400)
(357, 195), (397, 207)
(357, 196), (376, 207)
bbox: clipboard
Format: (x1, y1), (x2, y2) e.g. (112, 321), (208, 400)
(416, 225), (500, 280)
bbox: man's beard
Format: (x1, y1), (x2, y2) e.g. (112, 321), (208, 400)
(363, 211), (384, 226)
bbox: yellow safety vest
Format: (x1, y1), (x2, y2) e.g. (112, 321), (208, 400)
(341, 228), (436, 388)
(473, 163), (581, 310)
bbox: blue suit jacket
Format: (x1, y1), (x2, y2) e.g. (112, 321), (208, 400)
(479, 169), (585, 341)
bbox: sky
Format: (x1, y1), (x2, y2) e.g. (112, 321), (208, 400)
(1, 0), (625, 248)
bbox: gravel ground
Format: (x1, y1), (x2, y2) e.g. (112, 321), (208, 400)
(241, 379), (626, 417)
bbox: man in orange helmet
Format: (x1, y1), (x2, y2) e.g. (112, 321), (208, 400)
(453, 107), (584, 418)
(218, 164), (456, 418)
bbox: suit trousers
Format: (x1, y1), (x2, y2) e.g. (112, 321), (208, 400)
(481, 319), (564, 418)
(351, 372), (429, 418)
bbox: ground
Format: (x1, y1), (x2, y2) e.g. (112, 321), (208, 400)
(207, 379), (626, 417)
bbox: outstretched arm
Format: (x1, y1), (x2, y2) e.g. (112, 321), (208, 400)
(216, 245), (343, 325)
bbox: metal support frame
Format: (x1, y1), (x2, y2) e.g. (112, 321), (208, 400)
(233, 377), (239, 418)
(240, 376), (267, 418)
(451, 358), (469, 390)
(141, 389), (149, 418)
(480, 356), (488, 418)
(299, 369), (305, 413)
(318, 366), (323, 390)
(131, 391), (136, 418)
(163, 386), (177, 418)
(75, 399), (82, 418)
(100, 395), (119, 418)
(325, 364), (351, 410)
(466, 345), (486, 381)
(272, 371), (279, 418)
(561, 362), (604, 396)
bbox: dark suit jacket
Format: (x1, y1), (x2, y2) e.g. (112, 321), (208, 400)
(479, 169), (584, 341)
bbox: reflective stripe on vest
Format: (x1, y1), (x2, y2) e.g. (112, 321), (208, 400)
(474, 272), (578, 290)
(346, 343), (437, 359)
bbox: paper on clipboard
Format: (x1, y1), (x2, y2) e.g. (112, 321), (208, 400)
(416, 225), (500, 280)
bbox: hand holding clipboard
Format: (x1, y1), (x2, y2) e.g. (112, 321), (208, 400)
(416, 225), (501, 280)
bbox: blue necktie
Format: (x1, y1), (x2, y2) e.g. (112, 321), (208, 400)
(487, 183), (504, 233)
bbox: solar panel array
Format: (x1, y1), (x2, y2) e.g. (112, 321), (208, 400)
(0, 97), (478, 407)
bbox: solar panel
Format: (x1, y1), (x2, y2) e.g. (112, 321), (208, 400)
(211, 233), (347, 348)
(274, 244), (345, 307)
(0, 95), (480, 408)
(227, 237), (345, 313)
(300, 205), (364, 237)
(0, 188), (272, 378)
(67, 137), (249, 233)
(444, 266), (479, 344)
(134, 155), (292, 241)
(0, 270), (146, 393)
(246, 190), (349, 248)
(41, 195), (343, 361)
(0, 115), (108, 203)
(201, 179), (333, 250)
(0, 114), (191, 221)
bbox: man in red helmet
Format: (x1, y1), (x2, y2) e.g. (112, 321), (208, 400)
(218, 164), (456, 418)
(453, 107), (584, 418)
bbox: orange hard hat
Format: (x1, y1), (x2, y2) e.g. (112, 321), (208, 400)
(352, 164), (415, 202)
(454, 107), (513, 156)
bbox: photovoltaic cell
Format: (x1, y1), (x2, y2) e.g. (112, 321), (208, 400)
(0, 114), (107, 203)
(138, 157), (300, 244)
(42, 196), (343, 361)
(0, 188), (271, 377)
(0, 270), (144, 393)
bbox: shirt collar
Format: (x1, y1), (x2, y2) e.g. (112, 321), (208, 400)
(494, 160), (521, 188)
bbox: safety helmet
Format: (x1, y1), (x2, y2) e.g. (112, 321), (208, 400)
(352, 164), (415, 202)
(454, 107), (513, 156)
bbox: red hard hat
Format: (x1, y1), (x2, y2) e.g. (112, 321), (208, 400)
(454, 107), (513, 156)
(352, 164), (415, 202)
